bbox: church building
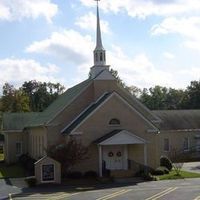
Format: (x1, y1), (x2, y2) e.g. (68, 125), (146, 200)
(2, 1), (200, 177)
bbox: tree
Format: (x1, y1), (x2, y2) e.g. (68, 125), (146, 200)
(184, 80), (200, 109)
(1, 83), (30, 112)
(140, 86), (186, 110)
(46, 138), (88, 176)
(21, 80), (65, 112)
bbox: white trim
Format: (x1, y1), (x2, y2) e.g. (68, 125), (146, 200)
(67, 92), (158, 134)
(47, 81), (93, 125)
(3, 130), (22, 133)
(40, 163), (56, 183)
(61, 92), (109, 134)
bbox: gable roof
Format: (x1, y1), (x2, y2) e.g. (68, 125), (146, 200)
(115, 83), (160, 123)
(62, 91), (159, 134)
(153, 110), (200, 130)
(2, 79), (93, 131)
(2, 112), (39, 131)
(26, 79), (93, 127)
(62, 92), (112, 134)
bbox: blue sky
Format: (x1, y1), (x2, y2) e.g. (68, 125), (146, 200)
(1, 0), (200, 93)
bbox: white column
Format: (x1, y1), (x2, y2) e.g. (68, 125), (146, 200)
(124, 145), (128, 170)
(144, 144), (147, 173)
(144, 144), (147, 166)
(98, 145), (102, 177)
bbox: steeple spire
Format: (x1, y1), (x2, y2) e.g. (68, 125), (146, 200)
(93, 0), (106, 66)
(95, 0), (104, 51)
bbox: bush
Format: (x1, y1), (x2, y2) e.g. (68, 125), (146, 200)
(67, 171), (83, 179)
(160, 156), (172, 171)
(25, 176), (36, 187)
(143, 173), (157, 181)
(18, 154), (36, 175)
(84, 171), (97, 178)
(152, 166), (169, 175)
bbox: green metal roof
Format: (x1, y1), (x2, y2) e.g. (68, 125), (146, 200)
(153, 110), (200, 130)
(2, 79), (92, 131)
(28, 79), (92, 127)
(2, 112), (39, 131)
(62, 92), (111, 134)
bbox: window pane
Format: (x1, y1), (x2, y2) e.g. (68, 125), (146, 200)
(183, 137), (189, 151)
(16, 142), (22, 155)
(164, 138), (169, 151)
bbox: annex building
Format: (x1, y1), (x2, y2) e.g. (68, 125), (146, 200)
(1, 2), (200, 177)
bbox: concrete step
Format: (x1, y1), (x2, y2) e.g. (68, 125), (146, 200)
(110, 170), (134, 178)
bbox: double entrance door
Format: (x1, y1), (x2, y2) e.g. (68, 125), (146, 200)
(102, 145), (127, 170)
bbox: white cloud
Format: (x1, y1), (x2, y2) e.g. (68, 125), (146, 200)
(0, 0), (58, 22)
(26, 29), (94, 65)
(75, 12), (111, 34)
(163, 52), (175, 60)
(0, 58), (61, 90)
(79, 0), (200, 19)
(151, 17), (200, 52)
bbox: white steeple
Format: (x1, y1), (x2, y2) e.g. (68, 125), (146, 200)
(90, 0), (110, 78)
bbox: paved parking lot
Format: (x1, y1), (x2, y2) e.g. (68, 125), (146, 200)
(7, 178), (200, 200)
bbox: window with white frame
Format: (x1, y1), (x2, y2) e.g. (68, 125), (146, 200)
(183, 137), (189, 151)
(164, 138), (169, 152)
(16, 142), (22, 156)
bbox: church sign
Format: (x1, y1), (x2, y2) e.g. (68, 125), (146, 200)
(42, 164), (55, 182)
(35, 156), (61, 184)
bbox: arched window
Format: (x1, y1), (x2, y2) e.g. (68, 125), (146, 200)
(100, 52), (103, 61)
(95, 52), (98, 61)
(109, 118), (120, 125)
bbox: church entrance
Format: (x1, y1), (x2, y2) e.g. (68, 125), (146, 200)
(102, 145), (127, 170)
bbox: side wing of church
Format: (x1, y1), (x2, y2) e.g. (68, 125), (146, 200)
(1, 1), (200, 177)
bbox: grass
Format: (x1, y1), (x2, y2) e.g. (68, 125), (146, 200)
(157, 170), (200, 180)
(0, 153), (4, 161)
(0, 163), (26, 178)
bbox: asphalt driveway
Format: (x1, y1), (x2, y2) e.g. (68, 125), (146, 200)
(182, 162), (200, 174)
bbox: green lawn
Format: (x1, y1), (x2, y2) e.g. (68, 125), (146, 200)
(0, 163), (26, 178)
(0, 153), (4, 161)
(158, 170), (200, 180)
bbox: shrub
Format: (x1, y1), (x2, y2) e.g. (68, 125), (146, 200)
(67, 171), (83, 179)
(143, 173), (157, 181)
(25, 176), (37, 187)
(18, 154), (36, 175)
(84, 170), (98, 178)
(160, 156), (172, 171)
(152, 166), (169, 175)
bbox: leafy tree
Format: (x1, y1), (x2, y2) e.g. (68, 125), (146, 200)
(1, 83), (30, 112)
(184, 81), (200, 109)
(46, 138), (88, 177)
(21, 81), (65, 112)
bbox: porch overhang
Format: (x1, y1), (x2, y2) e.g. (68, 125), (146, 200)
(94, 130), (146, 146)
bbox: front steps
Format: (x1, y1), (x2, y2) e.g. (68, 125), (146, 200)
(110, 170), (134, 178)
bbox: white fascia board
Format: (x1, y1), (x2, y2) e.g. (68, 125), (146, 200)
(61, 92), (109, 134)
(99, 130), (147, 145)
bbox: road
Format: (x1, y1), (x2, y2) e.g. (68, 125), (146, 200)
(4, 178), (200, 200)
